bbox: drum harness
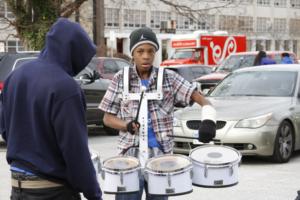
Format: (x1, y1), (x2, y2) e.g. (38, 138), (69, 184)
(122, 66), (164, 168)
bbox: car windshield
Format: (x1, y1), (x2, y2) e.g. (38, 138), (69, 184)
(210, 71), (297, 97)
(216, 55), (256, 72)
(167, 66), (211, 82)
(171, 50), (193, 59)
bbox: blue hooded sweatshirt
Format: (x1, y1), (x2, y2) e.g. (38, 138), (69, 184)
(281, 56), (293, 64)
(0, 18), (102, 200)
(261, 57), (276, 65)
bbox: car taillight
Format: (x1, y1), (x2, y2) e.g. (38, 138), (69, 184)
(0, 81), (3, 92)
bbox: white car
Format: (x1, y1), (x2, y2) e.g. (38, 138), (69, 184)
(173, 64), (300, 163)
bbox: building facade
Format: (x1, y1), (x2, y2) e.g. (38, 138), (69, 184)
(1, 0), (300, 66)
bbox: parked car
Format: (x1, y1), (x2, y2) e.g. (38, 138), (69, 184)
(164, 64), (212, 82)
(195, 51), (299, 91)
(0, 53), (131, 136)
(173, 64), (300, 163)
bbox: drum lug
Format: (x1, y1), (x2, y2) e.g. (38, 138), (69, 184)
(96, 157), (101, 173)
(204, 165), (208, 178)
(101, 171), (105, 180)
(144, 171), (148, 182)
(167, 173), (172, 187)
(229, 164), (234, 176)
(120, 172), (124, 185)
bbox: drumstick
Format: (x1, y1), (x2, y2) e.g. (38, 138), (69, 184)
(135, 86), (147, 122)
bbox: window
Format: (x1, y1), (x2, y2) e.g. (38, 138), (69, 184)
(124, 9), (146, 28)
(219, 15), (237, 32)
(292, 40), (298, 55)
(105, 8), (119, 27)
(256, 17), (269, 32)
(115, 60), (130, 68)
(197, 15), (215, 30)
(6, 40), (24, 52)
(289, 19), (300, 35)
(219, 0), (234, 2)
(240, 0), (253, 3)
(275, 40), (281, 50)
(273, 18), (286, 33)
(176, 14), (191, 30)
(150, 11), (171, 29)
(238, 16), (254, 32)
(290, 0), (300, 8)
(103, 60), (119, 74)
(257, 0), (271, 6)
(284, 40), (290, 50)
(0, 1), (14, 18)
(274, 0), (287, 7)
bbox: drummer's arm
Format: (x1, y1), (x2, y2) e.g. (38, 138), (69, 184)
(103, 113), (127, 131)
(191, 91), (211, 106)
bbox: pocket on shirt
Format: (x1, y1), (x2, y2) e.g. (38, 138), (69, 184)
(120, 100), (136, 119)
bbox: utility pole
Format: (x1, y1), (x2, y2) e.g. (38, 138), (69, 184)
(93, 0), (105, 56)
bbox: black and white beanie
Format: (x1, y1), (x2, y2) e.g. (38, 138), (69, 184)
(129, 27), (159, 55)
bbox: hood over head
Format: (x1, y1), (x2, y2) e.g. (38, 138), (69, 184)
(39, 18), (96, 76)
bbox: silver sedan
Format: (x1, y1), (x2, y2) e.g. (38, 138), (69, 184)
(173, 64), (300, 163)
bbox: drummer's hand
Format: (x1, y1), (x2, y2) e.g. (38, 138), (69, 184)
(198, 105), (216, 143)
(198, 120), (216, 143)
(126, 120), (140, 135)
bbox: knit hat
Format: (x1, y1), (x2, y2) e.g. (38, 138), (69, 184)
(129, 27), (159, 55)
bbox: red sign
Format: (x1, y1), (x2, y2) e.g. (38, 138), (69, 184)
(171, 40), (197, 48)
(200, 35), (246, 65)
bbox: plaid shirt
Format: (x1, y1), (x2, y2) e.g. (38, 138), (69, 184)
(98, 66), (196, 154)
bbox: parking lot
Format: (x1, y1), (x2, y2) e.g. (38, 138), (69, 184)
(1, 130), (300, 200)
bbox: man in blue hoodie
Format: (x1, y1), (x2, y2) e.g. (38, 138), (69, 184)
(0, 18), (102, 200)
(281, 52), (294, 64)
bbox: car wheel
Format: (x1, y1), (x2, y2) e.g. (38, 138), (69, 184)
(103, 125), (119, 136)
(272, 120), (294, 163)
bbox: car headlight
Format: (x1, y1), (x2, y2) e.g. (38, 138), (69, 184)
(173, 117), (182, 127)
(235, 113), (272, 128)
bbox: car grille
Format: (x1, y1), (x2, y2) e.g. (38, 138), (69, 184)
(186, 120), (226, 130)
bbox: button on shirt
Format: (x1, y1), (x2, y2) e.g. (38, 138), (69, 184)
(99, 66), (196, 154)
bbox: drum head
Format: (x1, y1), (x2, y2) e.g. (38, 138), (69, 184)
(146, 154), (191, 173)
(103, 156), (140, 171)
(190, 145), (241, 165)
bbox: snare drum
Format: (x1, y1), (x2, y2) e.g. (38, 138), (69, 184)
(190, 145), (241, 187)
(101, 156), (141, 194)
(144, 154), (193, 196)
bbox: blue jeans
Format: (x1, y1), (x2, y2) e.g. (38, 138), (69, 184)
(115, 176), (168, 200)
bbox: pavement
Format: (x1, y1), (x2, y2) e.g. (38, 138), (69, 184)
(1, 135), (300, 200)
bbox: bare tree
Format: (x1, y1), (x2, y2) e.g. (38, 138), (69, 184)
(2, 0), (87, 50)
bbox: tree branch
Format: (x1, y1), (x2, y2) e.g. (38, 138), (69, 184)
(60, 0), (88, 17)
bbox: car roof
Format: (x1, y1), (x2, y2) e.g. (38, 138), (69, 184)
(231, 51), (296, 56)
(0, 53), (39, 81)
(164, 64), (210, 68)
(235, 64), (300, 73)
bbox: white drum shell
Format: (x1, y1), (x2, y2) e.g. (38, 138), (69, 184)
(102, 169), (140, 194)
(190, 145), (241, 187)
(192, 162), (239, 187)
(145, 170), (193, 196)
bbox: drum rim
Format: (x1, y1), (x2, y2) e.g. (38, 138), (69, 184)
(145, 154), (192, 173)
(102, 156), (140, 171)
(189, 145), (242, 166)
